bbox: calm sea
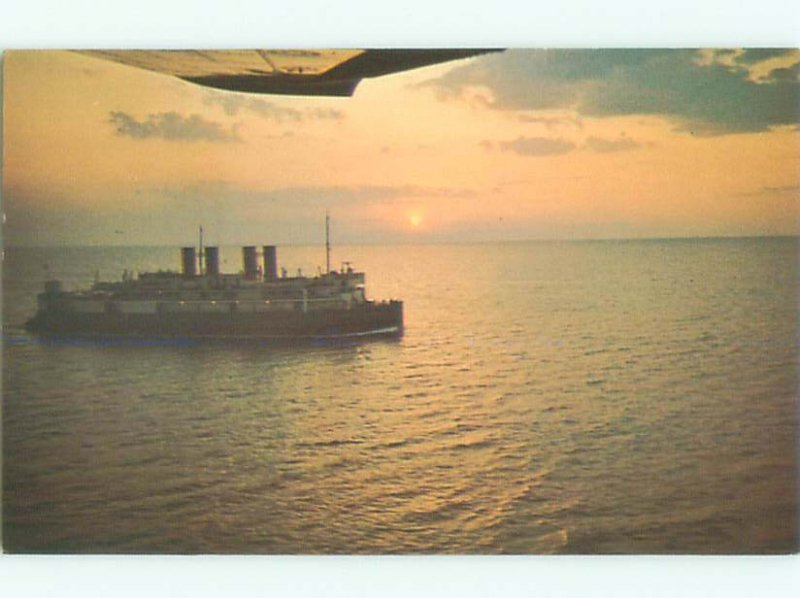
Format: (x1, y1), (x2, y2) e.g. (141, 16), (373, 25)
(2, 239), (797, 553)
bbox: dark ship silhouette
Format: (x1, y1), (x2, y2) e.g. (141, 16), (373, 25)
(25, 218), (403, 342)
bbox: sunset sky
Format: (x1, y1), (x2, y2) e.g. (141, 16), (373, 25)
(2, 49), (798, 246)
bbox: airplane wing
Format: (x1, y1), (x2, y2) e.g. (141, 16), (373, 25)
(77, 49), (501, 97)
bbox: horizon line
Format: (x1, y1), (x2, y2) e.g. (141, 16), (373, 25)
(3, 233), (798, 249)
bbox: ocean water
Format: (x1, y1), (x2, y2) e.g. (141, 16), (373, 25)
(2, 238), (797, 554)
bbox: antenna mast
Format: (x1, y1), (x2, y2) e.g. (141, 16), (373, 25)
(199, 225), (204, 275)
(325, 211), (331, 274)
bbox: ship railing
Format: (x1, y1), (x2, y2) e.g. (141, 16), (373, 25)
(156, 297), (363, 310)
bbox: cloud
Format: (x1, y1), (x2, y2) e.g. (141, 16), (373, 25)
(424, 49), (800, 135)
(496, 136), (577, 157)
(203, 94), (344, 122)
(308, 107), (345, 120)
(147, 181), (477, 209)
(697, 49), (800, 83)
(517, 113), (583, 130)
(266, 184), (478, 203)
(109, 111), (240, 142)
(762, 184), (800, 193)
(765, 61), (800, 83)
(485, 134), (644, 156)
(735, 49), (794, 65)
(736, 184), (800, 197)
(123, 182), (478, 243)
(585, 136), (641, 153)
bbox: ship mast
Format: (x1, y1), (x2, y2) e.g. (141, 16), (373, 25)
(199, 225), (204, 275)
(325, 211), (331, 274)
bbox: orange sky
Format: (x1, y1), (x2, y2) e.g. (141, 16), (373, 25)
(2, 49), (798, 245)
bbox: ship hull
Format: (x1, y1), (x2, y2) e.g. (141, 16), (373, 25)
(25, 301), (403, 342)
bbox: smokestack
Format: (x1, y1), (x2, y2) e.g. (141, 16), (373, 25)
(181, 247), (197, 277)
(205, 246), (220, 276)
(242, 246), (259, 280)
(263, 245), (277, 281)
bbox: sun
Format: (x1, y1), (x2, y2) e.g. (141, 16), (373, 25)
(409, 213), (423, 228)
